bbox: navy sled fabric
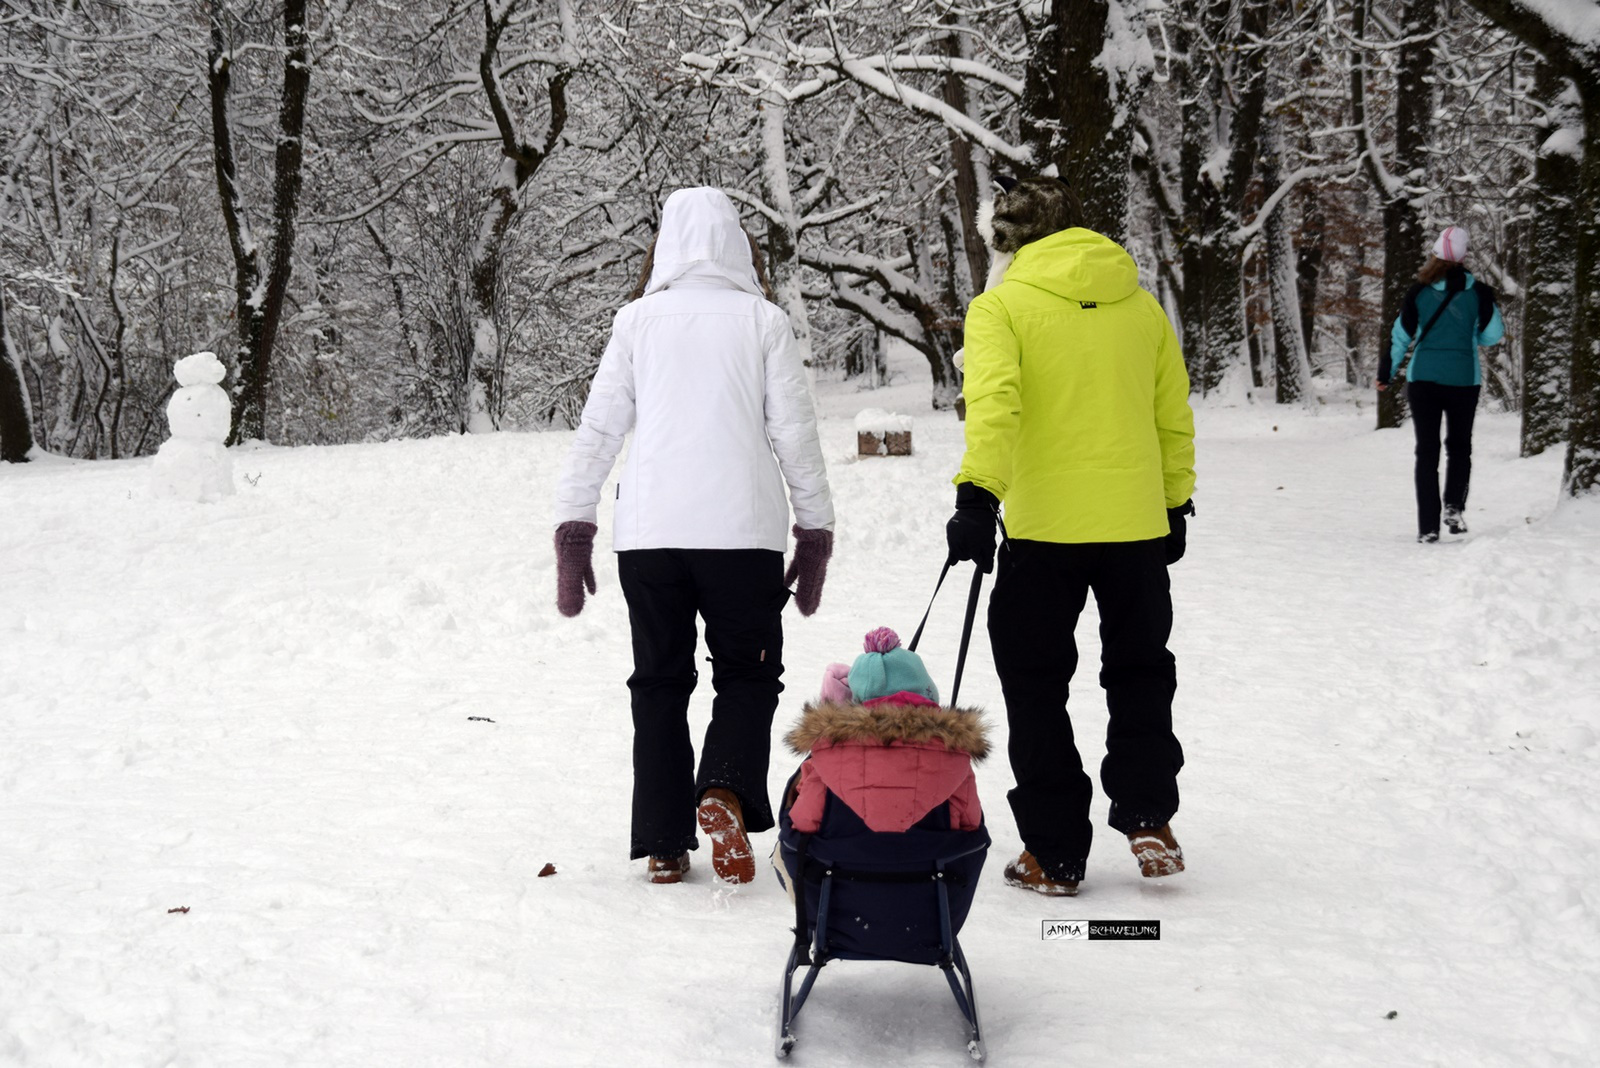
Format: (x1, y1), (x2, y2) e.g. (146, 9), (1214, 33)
(774, 772), (990, 1060)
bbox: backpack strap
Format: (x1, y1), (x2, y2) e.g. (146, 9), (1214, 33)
(1394, 286), (1462, 382)
(1475, 281), (1496, 332)
(1400, 283), (1425, 336)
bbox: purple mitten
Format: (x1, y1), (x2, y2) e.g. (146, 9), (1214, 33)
(784, 525), (834, 617)
(554, 521), (598, 617)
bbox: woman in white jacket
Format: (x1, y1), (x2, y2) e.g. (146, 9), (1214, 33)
(552, 187), (835, 885)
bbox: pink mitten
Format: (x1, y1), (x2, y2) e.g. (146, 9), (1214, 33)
(820, 662), (852, 704)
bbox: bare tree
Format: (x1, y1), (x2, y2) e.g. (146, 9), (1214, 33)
(209, 0), (313, 443)
(0, 287), (33, 462)
(1351, 0), (1437, 430)
(336, 0), (577, 432)
(1171, 0), (1269, 394)
(1520, 60), (1580, 458)
(1461, 0), (1600, 496)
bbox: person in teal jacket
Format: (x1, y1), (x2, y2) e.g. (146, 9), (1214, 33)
(1377, 226), (1505, 542)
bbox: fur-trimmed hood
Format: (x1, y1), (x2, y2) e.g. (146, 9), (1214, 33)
(786, 700), (989, 761)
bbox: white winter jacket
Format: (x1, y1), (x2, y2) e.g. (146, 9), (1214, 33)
(553, 188), (834, 552)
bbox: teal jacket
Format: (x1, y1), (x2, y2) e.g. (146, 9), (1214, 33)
(1386, 270), (1504, 387)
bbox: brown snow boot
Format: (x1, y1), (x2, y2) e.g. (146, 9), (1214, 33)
(1128, 824), (1185, 878)
(1002, 850), (1079, 896)
(697, 787), (756, 884)
(647, 853), (690, 884)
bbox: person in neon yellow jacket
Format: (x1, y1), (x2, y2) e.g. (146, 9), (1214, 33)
(946, 176), (1196, 897)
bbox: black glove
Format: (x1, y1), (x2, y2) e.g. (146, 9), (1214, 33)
(1165, 500), (1196, 565)
(946, 482), (1000, 573)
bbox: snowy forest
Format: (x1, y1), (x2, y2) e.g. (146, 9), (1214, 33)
(2, 0), (1597, 494)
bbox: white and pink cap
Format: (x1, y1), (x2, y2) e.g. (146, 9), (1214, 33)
(1432, 226), (1469, 262)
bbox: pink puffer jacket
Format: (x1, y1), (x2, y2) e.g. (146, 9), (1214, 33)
(784, 695), (989, 834)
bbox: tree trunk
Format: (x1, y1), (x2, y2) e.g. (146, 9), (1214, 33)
(1566, 90), (1600, 494)
(107, 232), (129, 458)
(208, 2), (258, 442)
(1522, 61), (1579, 457)
(467, 158), (520, 432)
(907, 216), (962, 412)
(1458, 0), (1598, 495)
(248, 0), (311, 443)
(939, 21), (989, 298)
(1344, 230), (1367, 385)
(1295, 52), (1326, 363)
(757, 84), (814, 367)
(1296, 182), (1325, 365)
(1021, 0), (1150, 242)
(1266, 206), (1311, 404)
(1354, 0), (1434, 431)
(1175, 0), (1266, 395)
(210, 0), (312, 445)
(0, 287), (35, 463)
(1262, 100), (1313, 405)
(1176, 9), (1208, 388)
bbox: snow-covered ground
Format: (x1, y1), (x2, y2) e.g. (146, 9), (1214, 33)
(2, 350), (1597, 1067)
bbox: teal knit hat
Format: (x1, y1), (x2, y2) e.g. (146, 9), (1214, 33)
(847, 627), (940, 704)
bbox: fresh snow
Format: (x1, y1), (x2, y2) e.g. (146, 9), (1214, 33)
(853, 408), (914, 434)
(1513, 0), (1600, 48)
(2, 348), (1597, 1066)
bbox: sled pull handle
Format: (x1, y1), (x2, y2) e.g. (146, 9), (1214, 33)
(908, 559), (988, 709)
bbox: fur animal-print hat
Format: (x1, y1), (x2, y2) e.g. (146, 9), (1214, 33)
(956, 175), (1087, 370)
(984, 176), (1085, 254)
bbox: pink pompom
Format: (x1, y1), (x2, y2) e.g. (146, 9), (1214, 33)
(863, 627), (901, 654)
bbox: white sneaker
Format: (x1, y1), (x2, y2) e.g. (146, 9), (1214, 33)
(1443, 507), (1467, 534)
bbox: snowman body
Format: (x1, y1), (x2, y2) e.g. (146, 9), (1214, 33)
(151, 352), (235, 502)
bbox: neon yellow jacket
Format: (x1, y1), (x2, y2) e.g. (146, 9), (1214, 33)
(956, 228), (1196, 543)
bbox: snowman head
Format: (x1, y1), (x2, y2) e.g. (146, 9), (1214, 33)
(174, 351), (227, 388)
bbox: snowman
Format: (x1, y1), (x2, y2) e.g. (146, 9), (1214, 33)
(150, 351), (235, 502)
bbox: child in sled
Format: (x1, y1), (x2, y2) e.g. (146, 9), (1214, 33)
(775, 626), (988, 894)
(771, 626), (992, 1059)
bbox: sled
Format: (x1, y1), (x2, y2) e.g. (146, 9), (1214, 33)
(775, 805), (990, 1062)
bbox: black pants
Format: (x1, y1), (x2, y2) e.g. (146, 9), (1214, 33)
(988, 538), (1182, 882)
(617, 548), (787, 859)
(1406, 380), (1481, 537)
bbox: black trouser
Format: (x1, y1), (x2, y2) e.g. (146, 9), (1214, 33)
(988, 538), (1182, 882)
(1406, 380), (1481, 537)
(617, 548), (787, 859)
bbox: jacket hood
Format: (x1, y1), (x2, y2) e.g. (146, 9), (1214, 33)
(786, 700), (990, 761)
(644, 187), (763, 298)
(1003, 227), (1140, 304)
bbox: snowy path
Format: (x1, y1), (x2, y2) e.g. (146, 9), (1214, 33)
(2, 384), (1596, 1067)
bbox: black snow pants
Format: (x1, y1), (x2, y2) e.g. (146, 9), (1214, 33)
(988, 537), (1183, 883)
(1405, 380), (1481, 537)
(617, 548), (787, 859)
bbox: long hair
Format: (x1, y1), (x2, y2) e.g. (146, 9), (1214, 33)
(627, 237), (658, 302)
(1417, 255), (1457, 285)
(625, 228), (776, 303)
(746, 229), (777, 302)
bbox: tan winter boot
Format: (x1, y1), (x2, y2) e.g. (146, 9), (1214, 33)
(647, 853), (690, 884)
(1002, 850), (1079, 896)
(697, 788), (756, 884)
(1128, 824), (1185, 878)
